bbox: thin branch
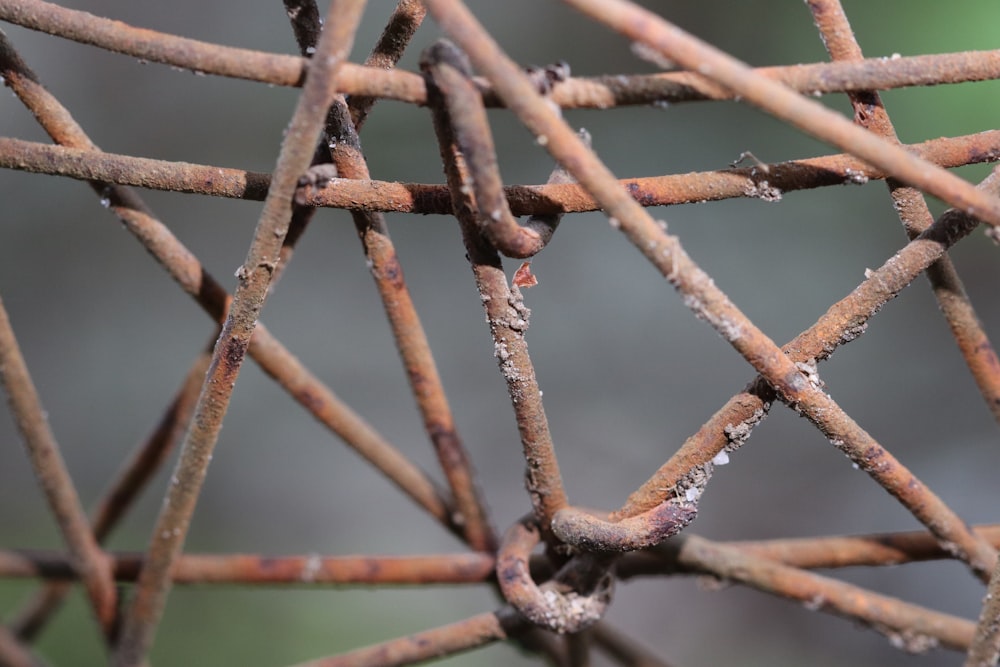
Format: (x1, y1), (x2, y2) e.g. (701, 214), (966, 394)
(0, 0), (306, 85)
(0, 293), (117, 637)
(560, 0), (1000, 229)
(4, 131), (999, 214)
(112, 2), (369, 663)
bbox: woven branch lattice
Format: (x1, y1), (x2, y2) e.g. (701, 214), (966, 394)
(1, 0), (1000, 665)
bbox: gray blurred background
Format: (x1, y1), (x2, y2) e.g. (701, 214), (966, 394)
(1, 1), (999, 665)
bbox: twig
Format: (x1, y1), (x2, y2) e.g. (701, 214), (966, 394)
(112, 2), (368, 663)
(808, 0), (1000, 429)
(560, 0), (1000, 229)
(0, 293), (117, 638)
(4, 130), (999, 214)
(544, 51), (1000, 108)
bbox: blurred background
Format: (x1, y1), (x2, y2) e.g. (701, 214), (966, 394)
(1, 1), (999, 665)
